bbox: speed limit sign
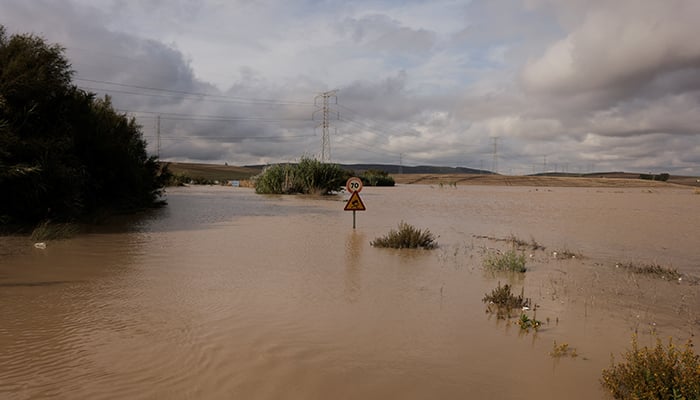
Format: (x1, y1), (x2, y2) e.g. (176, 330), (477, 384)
(346, 177), (363, 193)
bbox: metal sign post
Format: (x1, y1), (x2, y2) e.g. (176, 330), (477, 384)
(344, 177), (366, 229)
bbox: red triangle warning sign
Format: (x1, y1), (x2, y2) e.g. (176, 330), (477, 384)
(344, 191), (366, 211)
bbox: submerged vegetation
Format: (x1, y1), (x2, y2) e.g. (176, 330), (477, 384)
(482, 282), (531, 319)
(253, 157), (347, 195)
(483, 249), (527, 273)
(601, 335), (700, 400)
(617, 262), (682, 280)
(550, 341), (578, 358)
(0, 26), (167, 228)
(371, 221), (437, 249)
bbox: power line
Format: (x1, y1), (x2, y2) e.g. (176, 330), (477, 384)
(76, 77), (314, 106)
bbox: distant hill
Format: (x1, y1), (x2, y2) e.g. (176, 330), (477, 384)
(244, 163), (490, 175)
(162, 162), (699, 188)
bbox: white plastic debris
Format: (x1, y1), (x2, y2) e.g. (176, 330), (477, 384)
(34, 242), (47, 249)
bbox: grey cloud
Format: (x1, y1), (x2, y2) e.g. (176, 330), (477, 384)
(521, 1), (700, 99)
(338, 14), (436, 55)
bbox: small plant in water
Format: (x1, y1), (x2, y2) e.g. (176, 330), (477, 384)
(550, 341), (578, 358)
(518, 313), (542, 332)
(482, 282), (531, 319)
(601, 335), (700, 400)
(484, 249), (527, 273)
(371, 221), (437, 249)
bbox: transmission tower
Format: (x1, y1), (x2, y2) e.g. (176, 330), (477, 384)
(491, 137), (499, 174)
(313, 90), (338, 163)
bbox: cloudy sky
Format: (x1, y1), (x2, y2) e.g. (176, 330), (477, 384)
(2, 0), (700, 174)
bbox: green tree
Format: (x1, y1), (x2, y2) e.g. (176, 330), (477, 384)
(0, 26), (167, 226)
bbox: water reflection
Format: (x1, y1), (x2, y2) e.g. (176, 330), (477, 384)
(343, 231), (365, 302)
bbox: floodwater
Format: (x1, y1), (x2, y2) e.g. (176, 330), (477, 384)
(1, 185), (699, 399)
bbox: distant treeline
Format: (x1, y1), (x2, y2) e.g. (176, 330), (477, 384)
(639, 173), (670, 182)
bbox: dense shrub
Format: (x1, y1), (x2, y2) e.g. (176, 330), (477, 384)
(360, 169), (395, 187)
(371, 221), (437, 249)
(0, 26), (167, 226)
(602, 335), (700, 399)
(253, 157), (348, 195)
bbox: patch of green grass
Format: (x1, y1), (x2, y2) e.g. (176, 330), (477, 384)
(31, 220), (79, 241)
(484, 249), (527, 273)
(371, 222), (437, 249)
(617, 262), (682, 280)
(601, 335), (700, 400)
(482, 282), (531, 319)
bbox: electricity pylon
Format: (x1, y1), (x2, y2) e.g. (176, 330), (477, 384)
(313, 90), (338, 163)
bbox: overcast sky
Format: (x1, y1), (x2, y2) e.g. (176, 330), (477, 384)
(2, 0), (700, 174)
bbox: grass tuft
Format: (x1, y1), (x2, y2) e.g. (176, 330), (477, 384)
(484, 249), (527, 273)
(601, 335), (700, 400)
(371, 222), (437, 249)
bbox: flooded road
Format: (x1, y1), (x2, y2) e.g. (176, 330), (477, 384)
(1, 185), (699, 399)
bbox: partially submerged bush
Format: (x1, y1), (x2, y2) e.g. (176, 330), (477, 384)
(617, 262), (682, 280)
(253, 157), (347, 195)
(371, 222), (437, 249)
(484, 249), (527, 273)
(601, 335), (700, 400)
(482, 282), (531, 319)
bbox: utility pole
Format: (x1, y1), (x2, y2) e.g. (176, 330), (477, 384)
(313, 90), (338, 163)
(399, 153), (403, 174)
(543, 155), (547, 173)
(156, 115), (161, 158)
(491, 137), (499, 174)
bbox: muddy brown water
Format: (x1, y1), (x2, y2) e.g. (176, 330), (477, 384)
(1, 185), (699, 399)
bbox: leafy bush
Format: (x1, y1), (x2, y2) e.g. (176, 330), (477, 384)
(0, 26), (166, 225)
(371, 221), (437, 249)
(253, 157), (347, 195)
(483, 249), (527, 273)
(601, 335), (700, 400)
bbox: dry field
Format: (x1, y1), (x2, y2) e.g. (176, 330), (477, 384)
(392, 173), (700, 188)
